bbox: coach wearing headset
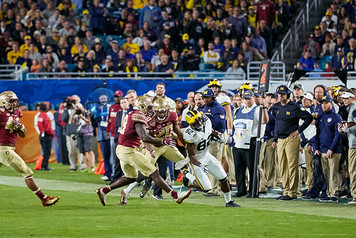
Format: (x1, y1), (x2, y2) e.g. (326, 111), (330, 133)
(272, 85), (313, 201)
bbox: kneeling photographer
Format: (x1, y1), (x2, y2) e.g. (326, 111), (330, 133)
(69, 106), (96, 172)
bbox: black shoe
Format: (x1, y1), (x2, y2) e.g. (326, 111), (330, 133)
(202, 192), (220, 197)
(226, 200), (241, 207)
(246, 194), (259, 198)
(233, 192), (247, 197)
(140, 178), (152, 198)
(275, 195), (284, 200)
(69, 169), (77, 172)
(41, 167), (53, 171)
(280, 195), (297, 201)
(152, 194), (164, 200)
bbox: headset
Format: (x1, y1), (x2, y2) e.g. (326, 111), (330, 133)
(276, 85), (291, 98)
(313, 84), (327, 96)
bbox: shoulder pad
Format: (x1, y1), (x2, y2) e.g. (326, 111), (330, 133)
(131, 111), (147, 124)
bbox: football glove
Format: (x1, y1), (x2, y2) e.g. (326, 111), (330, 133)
(225, 135), (233, 145)
(163, 137), (176, 147)
(199, 164), (208, 173)
(149, 149), (155, 158)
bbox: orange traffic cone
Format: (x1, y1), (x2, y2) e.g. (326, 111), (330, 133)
(94, 159), (105, 175)
(176, 172), (183, 182)
(34, 156), (43, 170)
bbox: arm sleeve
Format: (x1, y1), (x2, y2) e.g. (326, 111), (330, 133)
(330, 115), (342, 152)
(297, 108), (313, 133)
(61, 110), (69, 123)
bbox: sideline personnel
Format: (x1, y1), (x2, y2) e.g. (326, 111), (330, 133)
(272, 85), (313, 200)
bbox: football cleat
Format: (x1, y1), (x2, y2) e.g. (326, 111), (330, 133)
(42, 195), (60, 207)
(139, 178), (152, 198)
(348, 199), (356, 205)
(120, 190), (130, 205)
(174, 188), (192, 204)
(226, 200), (241, 207)
(96, 188), (107, 206)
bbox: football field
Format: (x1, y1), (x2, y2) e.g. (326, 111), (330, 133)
(1, 164), (355, 238)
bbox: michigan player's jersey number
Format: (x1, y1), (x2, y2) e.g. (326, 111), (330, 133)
(197, 134), (212, 151)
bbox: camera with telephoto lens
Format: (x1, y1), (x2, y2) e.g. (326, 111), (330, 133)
(63, 97), (76, 109)
(75, 108), (83, 115)
(72, 123), (84, 140)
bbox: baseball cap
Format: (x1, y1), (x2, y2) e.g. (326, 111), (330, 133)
(182, 33), (189, 40)
(254, 91), (261, 97)
(321, 95), (333, 103)
(188, 46), (194, 50)
(337, 47), (344, 52)
(306, 48), (311, 52)
(175, 98), (184, 103)
(325, 11), (332, 16)
(265, 92), (275, 98)
(248, 6), (254, 10)
(111, 40), (118, 44)
(202, 88), (214, 97)
(293, 83), (304, 90)
(114, 90), (123, 97)
(52, 28), (59, 33)
(340, 92), (355, 98)
(276, 85), (289, 95)
(243, 90), (254, 99)
(94, 38), (101, 44)
(24, 35), (31, 40)
(93, 64), (100, 69)
(146, 90), (155, 97)
(164, 34), (171, 39)
(83, 10), (89, 15)
(301, 92), (313, 101)
(315, 26), (320, 30)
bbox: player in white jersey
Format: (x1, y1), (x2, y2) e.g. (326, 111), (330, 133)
(183, 109), (240, 207)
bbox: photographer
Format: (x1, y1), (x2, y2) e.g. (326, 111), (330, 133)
(69, 106), (95, 172)
(61, 96), (86, 172)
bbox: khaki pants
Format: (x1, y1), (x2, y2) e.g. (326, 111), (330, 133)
(259, 138), (277, 189)
(277, 135), (301, 198)
(304, 147), (314, 189)
(321, 153), (341, 197)
(66, 135), (85, 170)
(116, 145), (156, 178)
(208, 140), (224, 195)
(0, 146), (33, 177)
(226, 145), (236, 186)
(348, 149), (356, 198)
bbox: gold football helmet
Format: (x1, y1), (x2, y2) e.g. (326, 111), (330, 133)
(152, 98), (169, 121)
(134, 96), (152, 115)
(0, 91), (19, 111)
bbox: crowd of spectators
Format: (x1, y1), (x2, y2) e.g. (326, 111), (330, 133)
(0, 0), (300, 78)
(297, 0), (356, 72)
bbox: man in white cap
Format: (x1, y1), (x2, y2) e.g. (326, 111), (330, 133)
(299, 92), (316, 193)
(338, 91), (356, 205)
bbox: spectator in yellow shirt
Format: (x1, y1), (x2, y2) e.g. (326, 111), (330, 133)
(71, 36), (88, 56)
(123, 34), (140, 54)
(20, 35), (38, 55)
(7, 42), (22, 64)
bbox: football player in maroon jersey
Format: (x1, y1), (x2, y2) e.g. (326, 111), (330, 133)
(0, 91), (59, 206)
(96, 96), (191, 206)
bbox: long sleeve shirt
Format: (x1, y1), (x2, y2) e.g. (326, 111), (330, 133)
(272, 100), (313, 142)
(106, 104), (122, 137)
(38, 111), (54, 137)
(203, 100), (226, 133)
(315, 110), (342, 153)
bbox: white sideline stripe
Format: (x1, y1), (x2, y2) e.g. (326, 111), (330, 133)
(0, 175), (115, 195)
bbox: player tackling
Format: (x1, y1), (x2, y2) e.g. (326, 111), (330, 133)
(96, 96), (191, 206)
(182, 109), (240, 207)
(0, 91), (60, 206)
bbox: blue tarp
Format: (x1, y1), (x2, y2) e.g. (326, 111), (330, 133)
(0, 79), (216, 106)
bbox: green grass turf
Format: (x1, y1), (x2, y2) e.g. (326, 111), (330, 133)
(1, 164), (356, 237)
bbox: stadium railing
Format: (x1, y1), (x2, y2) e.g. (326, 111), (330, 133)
(0, 65), (22, 81)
